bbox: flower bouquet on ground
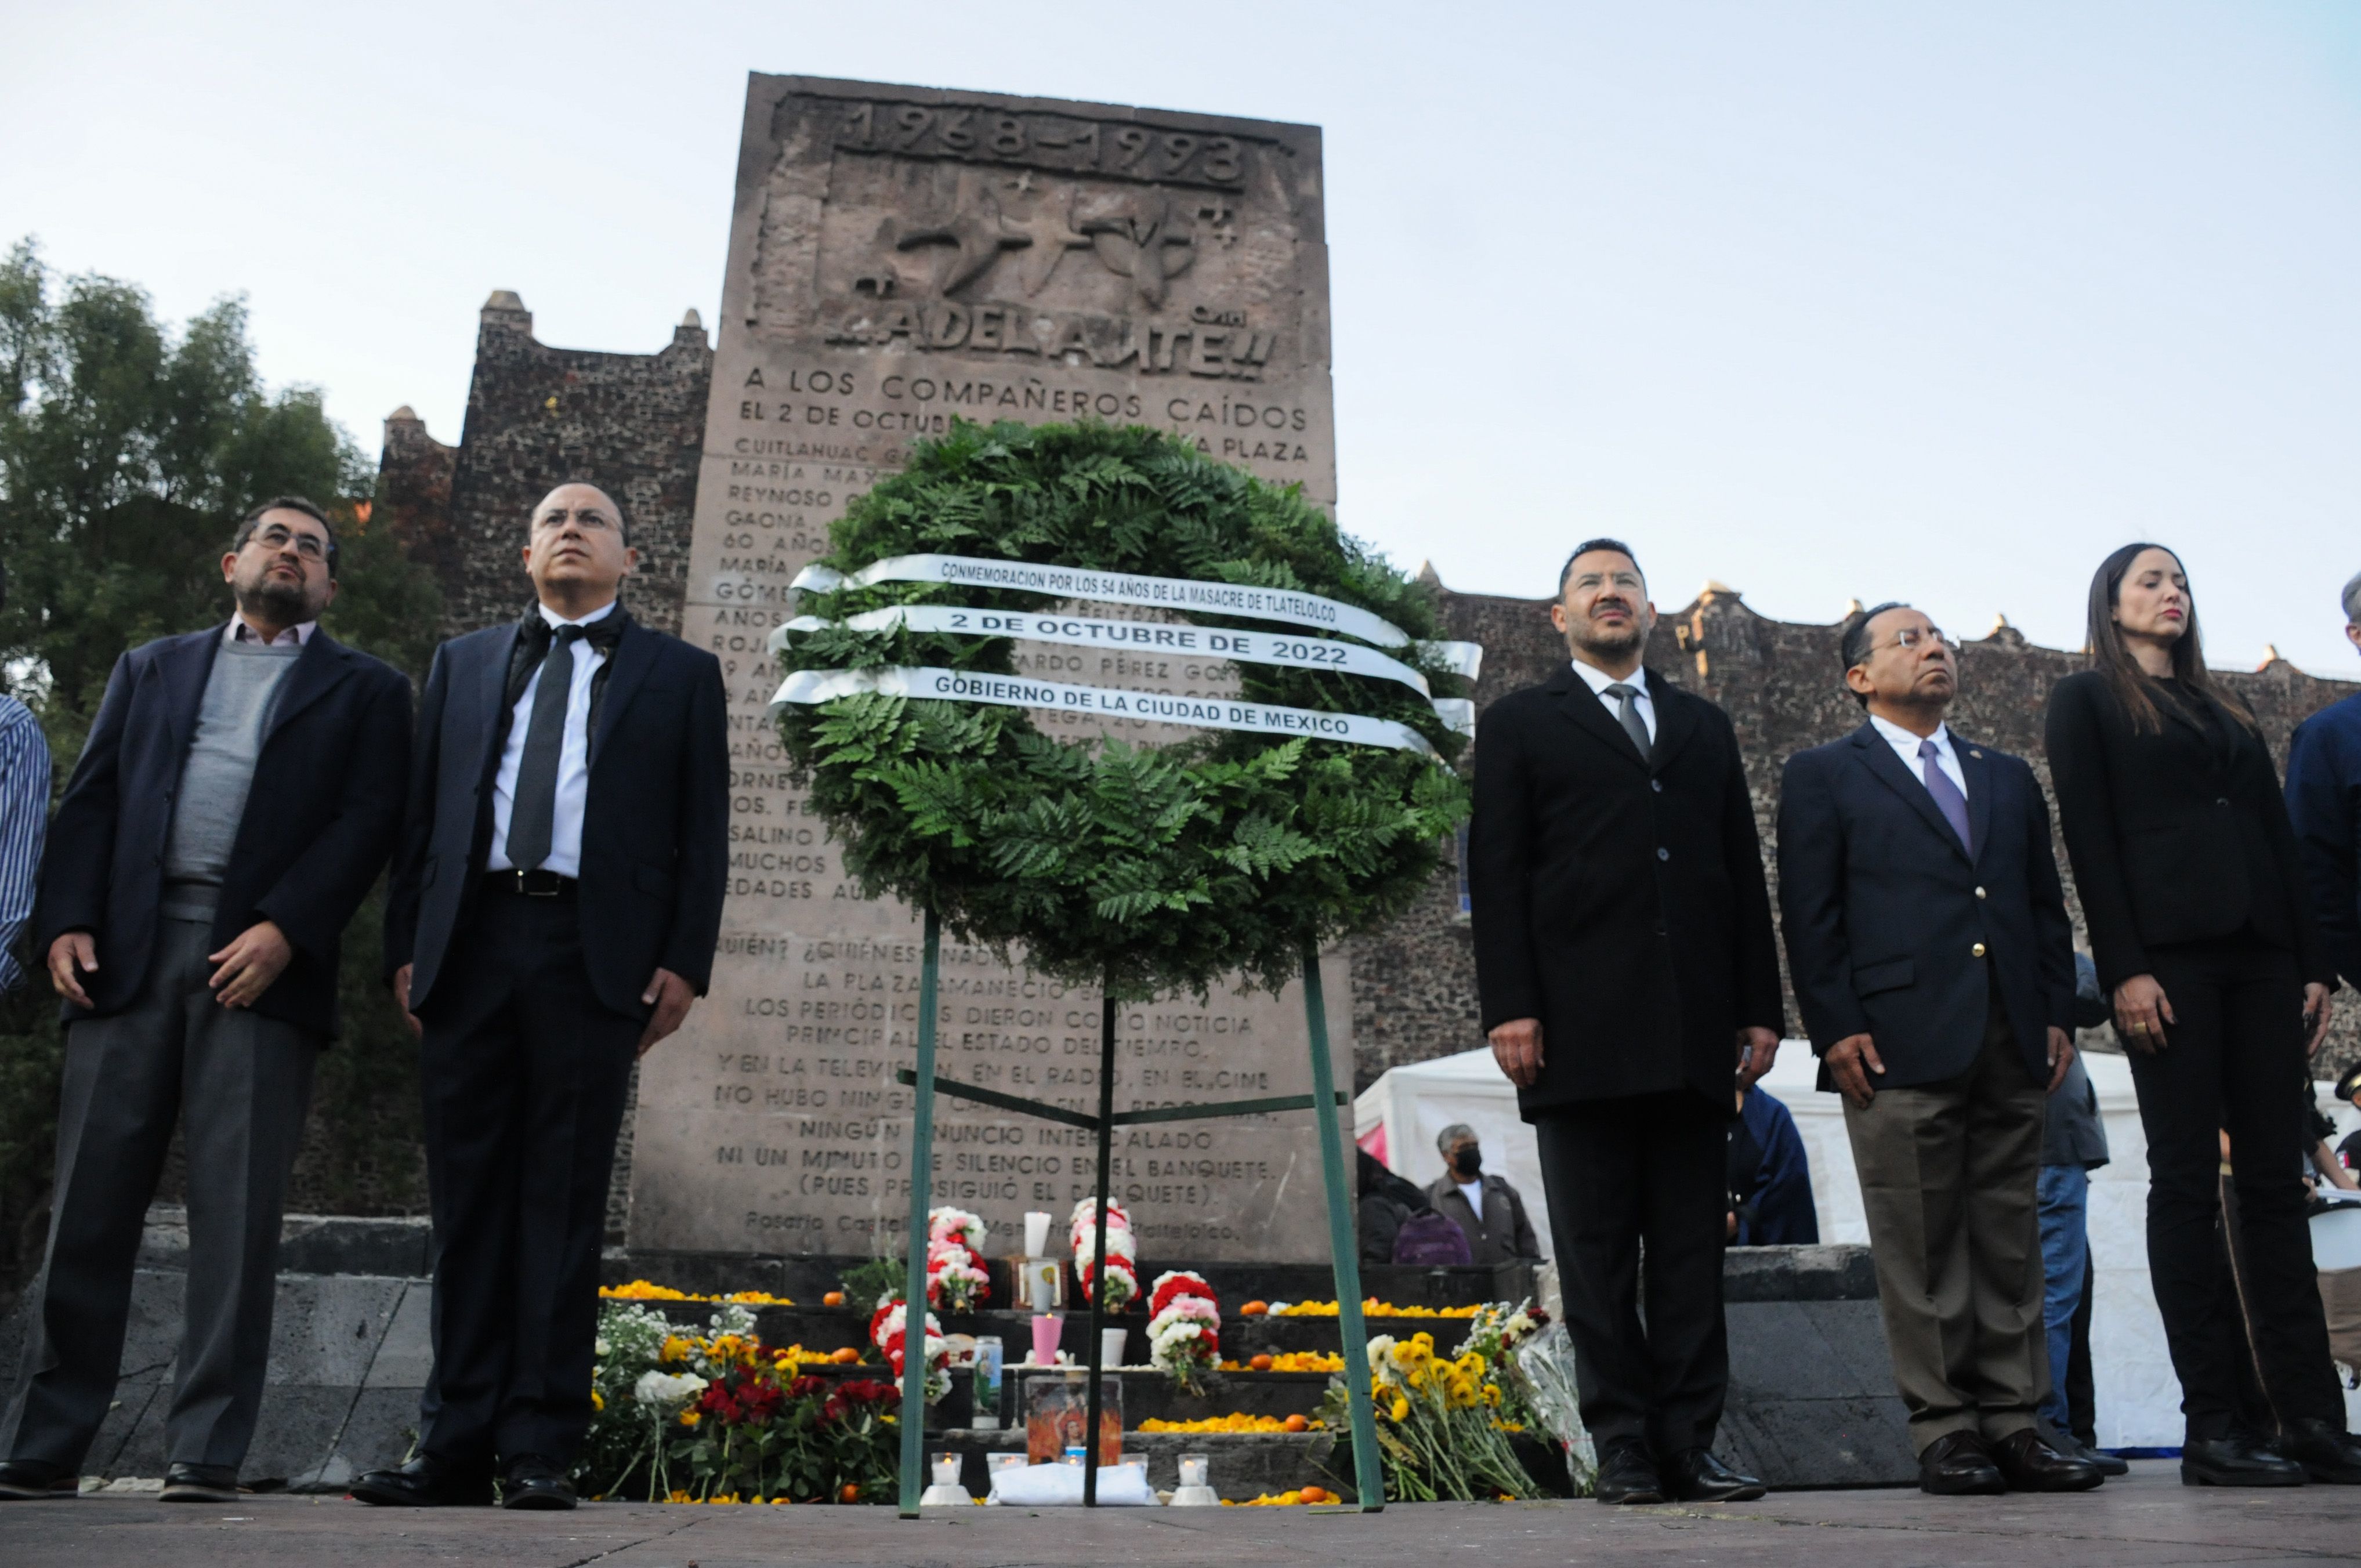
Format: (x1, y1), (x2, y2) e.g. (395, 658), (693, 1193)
(925, 1207), (991, 1314)
(1146, 1271), (1221, 1393)
(1321, 1329), (1538, 1502)
(1497, 1319), (1596, 1496)
(868, 1297), (951, 1403)
(581, 1299), (900, 1502)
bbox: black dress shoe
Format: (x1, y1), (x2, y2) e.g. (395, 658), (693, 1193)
(161, 1462), (240, 1503)
(1918, 1431), (2005, 1495)
(349, 1455), (495, 1507)
(2182, 1432), (2305, 1487)
(499, 1454), (577, 1511)
(1990, 1428), (2103, 1492)
(1592, 1436), (1665, 1505)
(1662, 1447), (1765, 1502)
(2276, 1418), (2361, 1484)
(0, 1460), (77, 1500)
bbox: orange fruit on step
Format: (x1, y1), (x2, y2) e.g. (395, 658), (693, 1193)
(1240, 1301), (1269, 1316)
(1299, 1486), (1328, 1504)
(1248, 1354), (1274, 1372)
(1283, 1413), (1309, 1432)
(823, 1290), (845, 1306)
(839, 1483), (863, 1504)
(830, 1346), (861, 1364)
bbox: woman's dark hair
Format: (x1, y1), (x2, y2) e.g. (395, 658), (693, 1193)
(2084, 542), (2253, 734)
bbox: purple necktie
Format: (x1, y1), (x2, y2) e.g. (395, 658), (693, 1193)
(1918, 738), (1973, 856)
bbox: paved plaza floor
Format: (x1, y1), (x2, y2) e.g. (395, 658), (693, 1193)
(2, 1462), (2358, 1567)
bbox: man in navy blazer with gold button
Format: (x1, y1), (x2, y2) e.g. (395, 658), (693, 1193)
(1776, 602), (2094, 1497)
(359, 482), (727, 1511)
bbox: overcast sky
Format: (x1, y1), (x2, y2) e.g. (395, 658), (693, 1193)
(5, 2), (2356, 671)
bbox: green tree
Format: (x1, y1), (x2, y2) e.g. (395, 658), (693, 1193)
(0, 238), (440, 1302)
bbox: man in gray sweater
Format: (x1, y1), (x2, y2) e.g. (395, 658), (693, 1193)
(0, 498), (410, 1505)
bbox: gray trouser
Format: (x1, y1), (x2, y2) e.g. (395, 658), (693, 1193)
(0, 916), (317, 1473)
(1843, 986), (2049, 1454)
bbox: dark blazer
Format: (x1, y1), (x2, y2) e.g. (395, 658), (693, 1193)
(2045, 669), (2329, 993)
(1468, 664), (1784, 1114)
(2284, 692), (2361, 988)
(1776, 723), (2075, 1089)
(34, 625), (412, 1037)
(386, 612), (729, 1019)
(1422, 1171), (1541, 1265)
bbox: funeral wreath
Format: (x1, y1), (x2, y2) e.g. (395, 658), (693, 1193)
(770, 419), (1474, 999)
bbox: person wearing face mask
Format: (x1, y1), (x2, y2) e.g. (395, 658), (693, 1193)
(1424, 1124), (1540, 1266)
(2047, 542), (2361, 1488)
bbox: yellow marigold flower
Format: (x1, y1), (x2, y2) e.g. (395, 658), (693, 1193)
(591, 1390), (604, 1411)
(660, 1335), (690, 1363)
(679, 1410), (701, 1427)
(1389, 1396), (1410, 1422)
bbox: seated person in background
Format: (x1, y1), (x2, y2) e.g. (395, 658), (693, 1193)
(1425, 1124), (1542, 1266)
(1359, 1147), (1433, 1268)
(1728, 1085), (1818, 1245)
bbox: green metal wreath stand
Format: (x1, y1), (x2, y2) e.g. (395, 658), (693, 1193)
(893, 909), (1386, 1513)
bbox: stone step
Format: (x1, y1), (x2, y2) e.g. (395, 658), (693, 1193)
(0, 1241), (1914, 1493)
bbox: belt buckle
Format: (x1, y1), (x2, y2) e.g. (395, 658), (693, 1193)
(517, 868), (560, 898)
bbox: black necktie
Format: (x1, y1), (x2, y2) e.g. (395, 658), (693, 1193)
(505, 624), (585, 871)
(1604, 682), (1652, 762)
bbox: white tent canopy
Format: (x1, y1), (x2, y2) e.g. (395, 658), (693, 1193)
(1356, 1042), (2361, 1449)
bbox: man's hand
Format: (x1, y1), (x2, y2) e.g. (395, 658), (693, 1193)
(209, 921), (293, 1009)
(638, 968), (697, 1058)
(393, 963), (422, 1038)
(47, 932), (97, 1008)
(1489, 1017), (1544, 1089)
(1824, 1032), (1885, 1109)
(1736, 1027), (1780, 1089)
(2304, 982), (2334, 1057)
(2045, 1026), (2076, 1094)
(2113, 973), (2173, 1052)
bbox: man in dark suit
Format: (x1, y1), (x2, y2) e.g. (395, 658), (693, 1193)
(354, 483), (727, 1511)
(1469, 538), (1783, 1505)
(1776, 602), (2098, 1495)
(0, 498), (410, 1504)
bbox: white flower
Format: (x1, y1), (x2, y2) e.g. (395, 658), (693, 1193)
(632, 1370), (708, 1410)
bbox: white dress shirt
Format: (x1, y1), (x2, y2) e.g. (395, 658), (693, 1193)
(1868, 712), (1968, 799)
(488, 600), (616, 878)
(227, 616), (316, 647)
(1571, 657), (1656, 743)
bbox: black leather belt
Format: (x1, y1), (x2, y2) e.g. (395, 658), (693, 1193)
(485, 868), (577, 899)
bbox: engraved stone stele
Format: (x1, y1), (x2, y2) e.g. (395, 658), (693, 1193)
(631, 74), (1350, 1263)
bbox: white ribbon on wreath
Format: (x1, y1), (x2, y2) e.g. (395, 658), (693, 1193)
(769, 665), (1452, 754)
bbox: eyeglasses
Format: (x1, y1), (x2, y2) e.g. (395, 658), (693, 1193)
(249, 524), (327, 561)
(1869, 626), (1950, 653)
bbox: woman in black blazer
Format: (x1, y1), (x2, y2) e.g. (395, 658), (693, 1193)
(2046, 542), (2358, 1487)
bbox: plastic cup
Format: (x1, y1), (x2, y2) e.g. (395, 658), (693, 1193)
(1100, 1326), (1128, 1368)
(1179, 1453), (1210, 1488)
(1024, 1211), (1052, 1255)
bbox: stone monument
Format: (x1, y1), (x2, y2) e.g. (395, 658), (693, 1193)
(628, 75), (1353, 1263)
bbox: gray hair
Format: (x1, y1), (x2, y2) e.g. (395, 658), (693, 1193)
(2341, 570), (2361, 626)
(1436, 1122), (1477, 1156)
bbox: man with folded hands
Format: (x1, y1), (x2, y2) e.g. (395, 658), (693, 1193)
(1776, 602), (2099, 1495)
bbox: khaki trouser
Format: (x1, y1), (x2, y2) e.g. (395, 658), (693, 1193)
(2320, 1266), (2361, 1379)
(1844, 988), (2050, 1454)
